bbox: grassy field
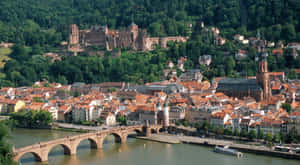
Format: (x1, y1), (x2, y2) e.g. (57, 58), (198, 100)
(0, 47), (11, 68)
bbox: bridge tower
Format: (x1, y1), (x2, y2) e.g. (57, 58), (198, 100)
(163, 97), (170, 127)
(143, 120), (152, 137)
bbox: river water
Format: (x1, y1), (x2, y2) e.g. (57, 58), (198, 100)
(10, 128), (300, 165)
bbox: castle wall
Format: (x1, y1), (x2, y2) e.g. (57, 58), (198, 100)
(84, 31), (106, 48)
(143, 37), (160, 51)
(134, 30), (147, 51)
(117, 30), (134, 48)
(68, 24), (189, 52)
(160, 37), (189, 48)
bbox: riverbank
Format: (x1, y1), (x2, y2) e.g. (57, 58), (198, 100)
(52, 127), (89, 133)
(138, 134), (300, 160)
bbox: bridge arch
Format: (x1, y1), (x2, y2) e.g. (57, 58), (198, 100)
(133, 128), (143, 134)
(47, 143), (72, 156)
(100, 132), (125, 147)
(151, 128), (158, 133)
(17, 151), (43, 163)
(75, 137), (100, 151)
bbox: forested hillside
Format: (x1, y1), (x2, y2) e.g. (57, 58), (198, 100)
(0, 0), (299, 46)
(0, 0), (300, 87)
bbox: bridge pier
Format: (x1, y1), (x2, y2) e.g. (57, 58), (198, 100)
(154, 128), (160, 134)
(142, 126), (152, 137)
(70, 146), (77, 155)
(120, 134), (127, 143)
(40, 157), (48, 164)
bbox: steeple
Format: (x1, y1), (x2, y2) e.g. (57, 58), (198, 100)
(163, 96), (169, 127)
(256, 45), (271, 101)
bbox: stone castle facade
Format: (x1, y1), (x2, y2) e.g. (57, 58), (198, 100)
(68, 23), (188, 52)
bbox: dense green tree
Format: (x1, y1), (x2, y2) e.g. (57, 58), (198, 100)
(0, 0), (298, 45)
(117, 115), (127, 126)
(201, 120), (210, 135)
(282, 24), (296, 41)
(281, 103), (292, 113)
(240, 129), (248, 137)
(0, 122), (17, 165)
(224, 127), (232, 135)
(248, 130), (257, 140)
(233, 128), (239, 136)
(10, 110), (53, 128)
(287, 69), (297, 80)
(9, 44), (29, 62)
(148, 22), (162, 37)
(0, 0), (299, 87)
(264, 133), (273, 143)
(210, 124), (216, 134)
(225, 56), (236, 76)
(183, 121), (189, 127)
(257, 128), (264, 139)
(273, 133), (281, 143)
(286, 127), (298, 143)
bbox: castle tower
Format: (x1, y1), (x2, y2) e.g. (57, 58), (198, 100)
(129, 22), (139, 41)
(256, 47), (271, 100)
(163, 99), (169, 127)
(69, 24), (79, 45)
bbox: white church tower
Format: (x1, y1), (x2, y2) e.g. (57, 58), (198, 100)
(163, 99), (169, 127)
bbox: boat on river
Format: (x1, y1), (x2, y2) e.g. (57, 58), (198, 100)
(214, 145), (243, 158)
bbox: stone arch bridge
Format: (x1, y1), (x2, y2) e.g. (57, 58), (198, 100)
(13, 125), (162, 163)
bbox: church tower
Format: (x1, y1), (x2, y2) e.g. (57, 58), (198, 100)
(256, 46), (271, 100)
(163, 98), (169, 127)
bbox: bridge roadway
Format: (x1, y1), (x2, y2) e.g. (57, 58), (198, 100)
(13, 125), (163, 163)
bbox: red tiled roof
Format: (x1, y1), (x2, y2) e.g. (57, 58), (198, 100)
(272, 49), (283, 56)
(269, 72), (284, 76)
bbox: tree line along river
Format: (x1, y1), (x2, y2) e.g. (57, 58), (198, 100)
(11, 128), (300, 165)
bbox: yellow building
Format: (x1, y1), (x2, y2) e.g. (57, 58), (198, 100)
(7, 100), (25, 113)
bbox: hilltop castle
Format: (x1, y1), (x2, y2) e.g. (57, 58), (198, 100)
(68, 23), (188, 52)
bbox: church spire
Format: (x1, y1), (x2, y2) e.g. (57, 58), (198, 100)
(256, 46), (271, 101)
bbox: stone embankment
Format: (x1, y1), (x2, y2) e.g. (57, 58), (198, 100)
(138, 134), (300, 160)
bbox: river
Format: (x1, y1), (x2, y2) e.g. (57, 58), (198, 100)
(10, 128), (300, 165)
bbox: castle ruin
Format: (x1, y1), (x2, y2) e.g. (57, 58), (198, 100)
(68, 23), (188, 52)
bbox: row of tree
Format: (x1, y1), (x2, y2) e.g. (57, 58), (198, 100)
(195, 121), (300, 144)
(9, 110), (53, 128)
